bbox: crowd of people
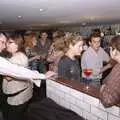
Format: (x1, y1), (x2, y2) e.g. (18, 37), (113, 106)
(0, 30), (119, 120)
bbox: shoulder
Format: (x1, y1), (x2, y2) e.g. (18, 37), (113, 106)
(83, 47), (92, 54)
(82, 47), (92, 58)
(99, 47), (110, 58)
(104, 63), (120, 84)
(59, 56), (71, 66)
(9, 52), (28, 67)
(60, 56), (71, 63)
(99, 47), (104, 51)
(14, 52), (28, 61)
(15, 52), (27, 57)
(99, 47), (107, 53)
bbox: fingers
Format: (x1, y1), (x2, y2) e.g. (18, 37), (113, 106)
(45, 71), (57, 78)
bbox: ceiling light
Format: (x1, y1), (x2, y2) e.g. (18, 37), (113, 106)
(17, 15), (22, 19)
(81, 22), (86, 26)
(59, 21), (71, 23)
(39, 8), (44, 12)
(40, 24), (49, 26)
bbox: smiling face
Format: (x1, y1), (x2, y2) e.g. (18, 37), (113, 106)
(90, 37), (101, 52)
(6, 39), (18, 54)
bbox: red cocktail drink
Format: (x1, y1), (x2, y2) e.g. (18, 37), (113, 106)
(83, 69), (92, 77)
(83, 68), (93, 90)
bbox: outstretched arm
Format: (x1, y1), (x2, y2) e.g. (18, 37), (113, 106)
(0, 57), (46, 80)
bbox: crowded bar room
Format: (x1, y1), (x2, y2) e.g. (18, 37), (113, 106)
(0, 0), (120, 120)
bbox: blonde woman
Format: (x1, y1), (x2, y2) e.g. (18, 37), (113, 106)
(58, 35), (84, 81)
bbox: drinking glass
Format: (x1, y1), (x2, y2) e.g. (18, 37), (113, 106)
(83, 68), (93, 89)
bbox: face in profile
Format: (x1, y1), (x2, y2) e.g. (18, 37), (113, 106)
(90, 37), (101, 51)
(110, 47), (120, 63)
(6, 39), (18, 54)
(72, 40), (84, 56)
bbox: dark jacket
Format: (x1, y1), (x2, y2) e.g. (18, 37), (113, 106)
(100, 63), (120, 107)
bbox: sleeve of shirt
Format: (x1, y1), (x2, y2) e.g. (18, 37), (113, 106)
(0, 57), (46, 80)
(102, 49), (110, 62)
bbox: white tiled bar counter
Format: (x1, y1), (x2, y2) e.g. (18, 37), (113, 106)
(46, 79), (120, 120)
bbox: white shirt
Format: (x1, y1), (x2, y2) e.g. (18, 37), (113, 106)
(81, 47), (110, 80)
(3, 52), (33, 105)
(0, 56), (46, 80)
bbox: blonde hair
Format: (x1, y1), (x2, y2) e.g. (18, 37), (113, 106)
(64, 35), (83, 53)
(53, 34), (83, 53)
(24, 33), (36, 48)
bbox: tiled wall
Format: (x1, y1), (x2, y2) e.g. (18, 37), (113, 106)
(46, 79), (120, 120)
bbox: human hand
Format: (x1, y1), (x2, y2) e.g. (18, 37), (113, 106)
(40, 54), (47, 60)
(45, 71), (57, 79)
(34, 55), (40, 59)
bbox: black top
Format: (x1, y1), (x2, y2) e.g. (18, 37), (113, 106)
(58, 56), (80, 81)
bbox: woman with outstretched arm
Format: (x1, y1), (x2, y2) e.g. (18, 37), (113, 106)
(0, 32), (55, 81)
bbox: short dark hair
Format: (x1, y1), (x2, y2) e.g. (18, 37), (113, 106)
(89, 33), (101, 43)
